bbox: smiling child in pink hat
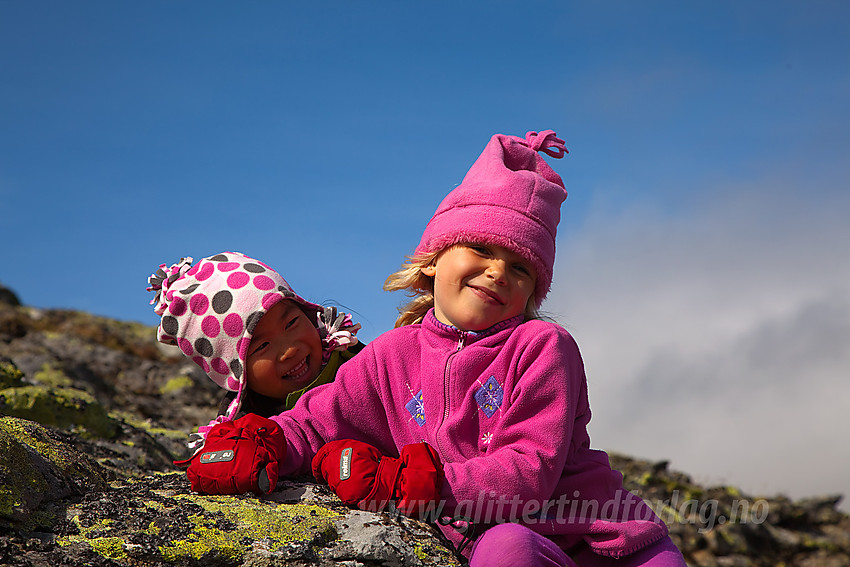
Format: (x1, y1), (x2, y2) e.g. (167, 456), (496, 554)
(182, 133), (687, 566)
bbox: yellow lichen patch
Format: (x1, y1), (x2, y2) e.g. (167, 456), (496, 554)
(0, 484), (19, 519)
(158, 494), (341, 563)
(0, 416), (58, 464)
(414, 542), (430, 562)
(0, 418), (56, 520)
(723, 485), (742, 498)
(89, 536), (128, 560)
(161, 525), (243, 562)
(637, 471), (654, 486)
(0, 360), (24, 388)
(32, 362), (72, 387)
(144, 520), (161, 536)
(0, 385), (118, 439)
(409, 536), (462, 566)
(65, 515), (114, 535)
(159, 375), (194, 396)
(111, 411), (188, 441)
(0, 417), (108, 532)
(58, 516), (128, 560)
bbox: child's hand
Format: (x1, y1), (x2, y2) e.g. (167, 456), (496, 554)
(311, 439), (443, 519)
(174, 413), (286, 495)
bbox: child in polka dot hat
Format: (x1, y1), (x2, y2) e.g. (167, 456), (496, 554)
(147, 251), (362, 448)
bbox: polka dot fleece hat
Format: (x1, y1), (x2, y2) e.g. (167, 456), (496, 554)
(147, 251), (360, 441)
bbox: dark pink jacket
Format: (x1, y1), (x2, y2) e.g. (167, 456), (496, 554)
(272, 310), (667, 558)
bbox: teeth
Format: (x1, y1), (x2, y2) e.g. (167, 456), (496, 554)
(284, 359), (308, 380)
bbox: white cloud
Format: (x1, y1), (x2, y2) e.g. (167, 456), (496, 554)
(546, 181), (850, 511)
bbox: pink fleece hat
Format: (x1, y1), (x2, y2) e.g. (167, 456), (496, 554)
(415, 130), (568, 305)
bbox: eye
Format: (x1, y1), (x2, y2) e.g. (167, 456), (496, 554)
(513, 263), (531, 276)
(285, 316), (300, 330)
(250, 341), (269, 356)
(468, 244), (490, 256)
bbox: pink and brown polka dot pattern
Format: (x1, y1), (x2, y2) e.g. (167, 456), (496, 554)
(147, 251), (323, 420)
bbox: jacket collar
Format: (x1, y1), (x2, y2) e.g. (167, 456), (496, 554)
(423, 309), (524, 345)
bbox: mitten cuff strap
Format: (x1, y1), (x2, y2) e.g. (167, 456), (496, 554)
(360, 456), (403, 512)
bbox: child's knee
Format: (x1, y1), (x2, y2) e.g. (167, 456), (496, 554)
(469, 523), (573, 567)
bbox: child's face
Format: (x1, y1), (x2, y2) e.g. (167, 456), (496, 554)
(244, 300), (323, 400)
(422, 243), (536, 332)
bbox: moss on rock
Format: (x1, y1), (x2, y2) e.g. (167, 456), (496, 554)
(0, 384), (119, 439)
(159, 375), (194, 396)
(159, 495), (340, 563)
(54, 472), (344, 565)
(31, 361), (73, 387)
(0, 357), (24, 389)
(0, 416), (110, 531)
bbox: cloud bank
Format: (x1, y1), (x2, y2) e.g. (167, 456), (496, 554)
(547, 180), (850, 511)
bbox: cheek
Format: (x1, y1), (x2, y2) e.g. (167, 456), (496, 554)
(245, 359), (271, 383)
(306, 327), (323, 353)
(512, 284), (535, 309)
(518, 275), (536, 295)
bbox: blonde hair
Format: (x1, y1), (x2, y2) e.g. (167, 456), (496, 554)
(383, 246), (540, 328)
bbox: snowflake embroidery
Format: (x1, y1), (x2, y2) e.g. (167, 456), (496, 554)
(474, 376), (504, 418)
(405, 389), (426, 427)
(481, 432), (493, 445)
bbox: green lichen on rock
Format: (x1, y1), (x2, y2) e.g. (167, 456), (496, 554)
(158, 494), (341, 563)
(0, 416), (110, 531)
(60, 517), (129, 560)
(89, 536), (129, 560)
(32, 361), (73, 387)
(161, 518), (244, 563)
(0, 357), (24, 388)
(414, 542), (433, 562)
(58, 516), (130, 560)
(1, 418), (61, 521)
(53, 473), (346, 565)
(0, 384), (119, 438)
(159, 374), (194, 396)
(110, 410), (191, 449)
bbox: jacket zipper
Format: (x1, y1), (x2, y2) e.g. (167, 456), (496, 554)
(436, 331), (467, 456)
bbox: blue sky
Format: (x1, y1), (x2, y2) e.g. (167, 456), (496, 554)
(2, 2), (849, 510)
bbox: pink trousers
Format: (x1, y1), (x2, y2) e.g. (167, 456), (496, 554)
(468, 523), (687, 567)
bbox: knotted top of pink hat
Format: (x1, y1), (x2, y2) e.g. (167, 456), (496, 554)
(416, 130), (568, 306)
(526, 130), (567, 158)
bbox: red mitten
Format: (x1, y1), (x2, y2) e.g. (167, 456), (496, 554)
(396, 442), (444, 517)
(311, 439), (403, 511)
(174, 413), (286, 495)
(311, 439), (443, 518)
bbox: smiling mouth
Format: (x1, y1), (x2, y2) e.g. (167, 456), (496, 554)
(468, 285), (505, 305)
(283, 358), (311, 381)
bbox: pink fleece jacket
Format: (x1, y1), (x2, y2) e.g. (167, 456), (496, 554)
(271, 310), (667, 558)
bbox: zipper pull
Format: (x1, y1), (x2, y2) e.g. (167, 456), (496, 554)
(457, 331), (467, 351)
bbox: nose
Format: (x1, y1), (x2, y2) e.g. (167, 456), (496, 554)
(485, 259), (506, 285)
(278, 346), (299, 362)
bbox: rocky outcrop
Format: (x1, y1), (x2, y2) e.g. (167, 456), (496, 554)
(611, 453), (850, 567)
(1, 284), (848, 566)
(0, 416), (110, 533)
(1, 418), (459, 566)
